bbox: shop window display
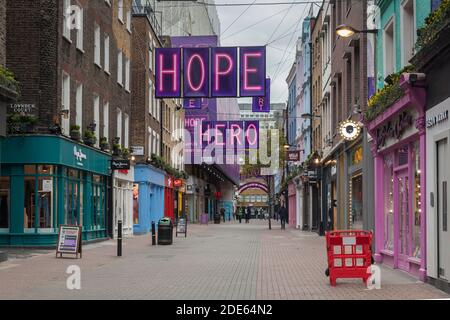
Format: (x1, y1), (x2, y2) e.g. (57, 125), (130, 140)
(384, 154), (394, 251)
(412, 142), (422, 259)
(0, 177), (10, 229)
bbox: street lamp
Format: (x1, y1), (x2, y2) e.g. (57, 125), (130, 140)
(336, 24), (378, 38)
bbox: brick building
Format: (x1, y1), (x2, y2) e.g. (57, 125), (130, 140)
(0, 0), (133, 246)
(329, 0), (368, 230)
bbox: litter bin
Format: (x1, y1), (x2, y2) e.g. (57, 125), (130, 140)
(214, 213), (221, 224)
(158, 217), (173, 245)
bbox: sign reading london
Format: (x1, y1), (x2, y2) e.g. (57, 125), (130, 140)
(155, 46), (266, 98)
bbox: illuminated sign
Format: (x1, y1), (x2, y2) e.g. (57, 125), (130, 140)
(174, 179), (183, 187)
(252, 78), (271, 113)
(339, 120), (362, 141)
(155, 46), (266, 98)
(286, 150), (300, 162)
(201, 120), (259, 150)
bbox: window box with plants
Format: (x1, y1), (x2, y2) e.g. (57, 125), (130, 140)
(6, 113), (38, 134)
(411, 0), (450, 70)
(0, 65), (20, 101)
(121, 148), (130, 159)
(364, 65), (415, 123)
(83, 130), (97, 147)
(99, 137), (110, 152)
(70, 125), (81, 141)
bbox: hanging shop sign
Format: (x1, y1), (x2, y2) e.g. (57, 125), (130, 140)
(155, 46), (266, 98)
(286, 150), (300, 162)
(130, 146), (144, 156)
(111, 159), (130, 170)
(201, 120), (259, 150)
(338, 120), (362, 141)
(376, 111), (413, 148)
(56, 225), (82, 259)
(252, 78), (271, 113)
(174, 179), (183, 187)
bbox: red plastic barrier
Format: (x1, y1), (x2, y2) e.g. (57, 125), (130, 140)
(325, 230), (373, 287)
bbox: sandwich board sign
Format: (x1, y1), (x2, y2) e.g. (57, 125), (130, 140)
(56, 225), (82, 258)
(176, 218), (187, 237)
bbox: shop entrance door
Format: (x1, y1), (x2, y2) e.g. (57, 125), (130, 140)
(396, 169), (410, 271)
(437, 138), (450, 280)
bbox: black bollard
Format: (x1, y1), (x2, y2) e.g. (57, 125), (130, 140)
(151, 221), (156, 245)
(117, 220), (122, 257)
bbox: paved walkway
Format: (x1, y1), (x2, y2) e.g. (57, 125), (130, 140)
(0, 220), (448, 299)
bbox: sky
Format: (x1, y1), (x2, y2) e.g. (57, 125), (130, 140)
(215, 0), (315, 104)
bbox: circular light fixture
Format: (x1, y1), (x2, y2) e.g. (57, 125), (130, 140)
(338, 120), (361, 141)
(336, 25), (356, 38)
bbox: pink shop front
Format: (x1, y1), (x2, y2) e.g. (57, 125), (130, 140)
(366, 77), (427, 281)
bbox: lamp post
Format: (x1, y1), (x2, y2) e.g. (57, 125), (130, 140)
(336, 25), (378, 38)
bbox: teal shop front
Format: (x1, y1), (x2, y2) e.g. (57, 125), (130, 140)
(0, 135), (111, 246)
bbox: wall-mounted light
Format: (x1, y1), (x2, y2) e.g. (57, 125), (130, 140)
(336, 24), (378, 38)
(60, 109), (69, 119)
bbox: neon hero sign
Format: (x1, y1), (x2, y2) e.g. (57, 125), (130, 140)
(155, 46), (266, 98)
(201, 120), (259, 150)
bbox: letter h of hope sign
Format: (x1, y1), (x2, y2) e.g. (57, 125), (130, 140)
(155, 46), (266, 98)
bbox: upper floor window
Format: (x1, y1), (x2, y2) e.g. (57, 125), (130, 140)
(63, 0), (71, 41)
(383, 18), (395, 78)
(118, 51), (123, 85)
(125, 57), (130, 92)
(401, 0), (415, 67)
(94, 24), (101, 66)
(126, 9), (132, 32)
(76, 7), (83, 50)
(118, 0), (124, 23)
(104, 35), (110, 74)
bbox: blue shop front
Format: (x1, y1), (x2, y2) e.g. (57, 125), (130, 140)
(133, 163), (165, 234)
(0, 135), (111, 246)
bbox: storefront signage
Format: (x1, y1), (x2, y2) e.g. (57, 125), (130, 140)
(42, 179), (53, 192)
(376, 111), (413, 149)
(339, 120), (361, 141)
(155, 46), (266, 98)
(111, 159), (130, 170)
(130, 146), (144, 156)
(9, 103), (36, 113)
(73, 146), (87, 166)
(174, 179), (183, 187)
(201, 120), (259, 150)
(426, 110), (449, 128)
(56, 225), (82, 258)
(252, 78), (271, 112)
(286, 150), (300, 162)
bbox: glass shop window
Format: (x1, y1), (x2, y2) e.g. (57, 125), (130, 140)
(384, 154), (394, 251)
(37, 176), (54, 229)
(24, 175), (36, 229)
(92, 175), (105, 230)
(398, 146), (409, 166)
(0, 177), (10, 229)
(412, 142), (422, 259)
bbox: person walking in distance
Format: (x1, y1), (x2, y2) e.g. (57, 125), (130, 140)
(245, 206), (251, 223)
(279, 202), (288, 230)
(220, 207), (226, 223)
(237, 207), (242, 223)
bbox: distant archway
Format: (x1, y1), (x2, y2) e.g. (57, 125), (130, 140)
(237, 182), (268, 194)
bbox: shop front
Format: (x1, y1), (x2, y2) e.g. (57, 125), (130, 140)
(367, 77), (427, 280)
(288, 181), (296, 226)
(0, 135), (110, 246)
(113, 166), (134, 238)
(347, 142), (364, 230)
(133, 163), (165, 234)
(164, 175), (175, 220)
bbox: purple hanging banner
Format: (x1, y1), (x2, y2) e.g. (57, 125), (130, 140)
(211, 47), (238, 97)
(252, 78), (271, 112)
(183, 47), (210, 97)
(155, 48), (181, 98)
(239, 46), (266, 97)
(183, 98), (202, 109)
(245, 120), (259, 149)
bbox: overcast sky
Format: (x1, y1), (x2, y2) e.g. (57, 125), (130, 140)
(216, 0), (313, 104)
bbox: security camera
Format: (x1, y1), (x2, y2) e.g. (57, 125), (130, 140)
(404, 73), (426, 84)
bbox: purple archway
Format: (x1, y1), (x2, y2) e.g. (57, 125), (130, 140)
(237, 182), (268, 194)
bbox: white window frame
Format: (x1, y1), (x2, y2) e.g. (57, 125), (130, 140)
(125, 57), (130, 92)
(103, 102), (109, 141)
(117, 108), (123, 146)
(94, 24), (101, 67)
(105, 0), (111, 6)
(124, 113), (129, 148)
(104, 34), (110, 74)
(63, 0), (71, 41)
(126, 9), (131, 32)
(61, 72), (70, 136)
(148, 127), (152, 157)
(76, 7), (84, 51)
(152, 131), (157, 155)
(75, 83), (83, 128)
(93, 94), (100, 147)
(383, 17), (396, 79)
(117, 51), (123, 86)
(118, 0), (124, 24)
(149, 78), (153, 115)
(400, 0), (416, 67)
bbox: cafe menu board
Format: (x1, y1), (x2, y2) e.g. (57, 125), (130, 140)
(56, 225), (82, 258)
(176, 219), (187, 238)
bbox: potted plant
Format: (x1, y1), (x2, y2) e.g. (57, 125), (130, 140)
(112, 143), (122, 156)
(70, 125), (81, 141)
(99, 137), (109, 151)
(83, 130), (97, 146)
(122, 148), (130, 159)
